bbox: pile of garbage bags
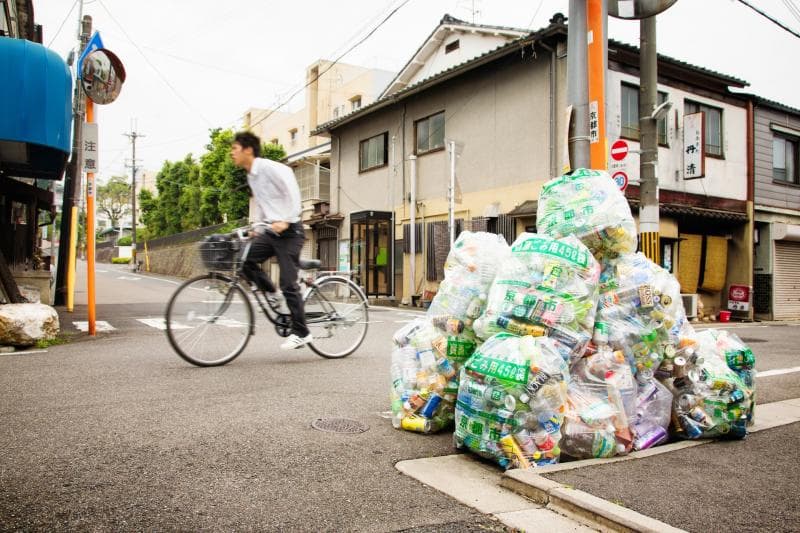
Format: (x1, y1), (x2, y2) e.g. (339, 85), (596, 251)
(389, 232), (510, 433)
(389, 169), (756, 469)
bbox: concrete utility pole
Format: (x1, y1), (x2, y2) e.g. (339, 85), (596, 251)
(567, 0), (591, 170)
(55, 13), (91, 305)
(638, 15), (660, 264)
(124, 126), (145, 271)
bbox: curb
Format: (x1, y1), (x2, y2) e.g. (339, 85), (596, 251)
(498, 399), (800, 532)
(501, 470), (686, 533)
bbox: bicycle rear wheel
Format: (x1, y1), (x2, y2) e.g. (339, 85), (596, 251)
(304, 277), (369, 359)
(165, 274), (253, 366)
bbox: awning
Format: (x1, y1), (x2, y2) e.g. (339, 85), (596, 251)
(0, 39), (72, 180)
(628, 199), (748, 222)
(507, 200), (537, 218)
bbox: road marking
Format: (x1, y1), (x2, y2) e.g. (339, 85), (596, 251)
(136, 318), (191, 330)
(117, 276), (141, 281)
(72, 321), (116, 332)
(757, 366), (800, 378)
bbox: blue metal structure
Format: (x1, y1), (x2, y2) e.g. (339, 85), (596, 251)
(0, 38), (72, 180)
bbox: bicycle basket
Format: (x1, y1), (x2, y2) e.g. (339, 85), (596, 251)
(199, 234), (240, 271)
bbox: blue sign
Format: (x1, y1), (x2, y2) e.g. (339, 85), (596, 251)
(77, 31), (104, 79)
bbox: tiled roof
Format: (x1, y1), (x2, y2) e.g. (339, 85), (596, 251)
(608, 39), (748, 88)
(314, 14), (752, 135)
(748, 94), (800, 116)
(312, 20), (566, 135)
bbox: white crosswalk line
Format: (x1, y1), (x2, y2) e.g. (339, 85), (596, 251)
(72, 321), (116, 332)
(136, 318), (192, 330)
(757, 366), (800, 378)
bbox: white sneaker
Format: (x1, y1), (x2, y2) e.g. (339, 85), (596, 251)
(280, 333), (313, 350)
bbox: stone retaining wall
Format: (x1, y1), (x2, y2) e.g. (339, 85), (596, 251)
(145, 242), (207, 279)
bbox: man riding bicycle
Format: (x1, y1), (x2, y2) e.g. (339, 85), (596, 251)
(230, 131), (312, 350)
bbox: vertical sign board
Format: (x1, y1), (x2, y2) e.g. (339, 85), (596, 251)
(589, 101), (600, 145)
(338, 240), (350, 273)
(683, 112), (705, 179)
(82, 122), (99, 176)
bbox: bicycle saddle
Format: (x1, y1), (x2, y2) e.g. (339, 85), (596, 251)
(299, 259), (321, 270)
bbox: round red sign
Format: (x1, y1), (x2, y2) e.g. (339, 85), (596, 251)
(611, 139), (628, 161)
(612, 171), (628, 191)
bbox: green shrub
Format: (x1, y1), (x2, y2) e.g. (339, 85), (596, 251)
(117, 236), (132, 246)
(112, 257), (131, 264)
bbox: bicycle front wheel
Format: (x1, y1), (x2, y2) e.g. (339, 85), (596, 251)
(165, 274), (254, 366)
(304, 277), (369, 359)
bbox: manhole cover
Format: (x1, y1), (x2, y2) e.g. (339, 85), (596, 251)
(311, 417), (369, 434)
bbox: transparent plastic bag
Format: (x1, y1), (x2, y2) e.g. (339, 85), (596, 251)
(474, 233), (600, 364)
(427, 231), (511, 323)
(537, 168), (637, 260)
(561, 347), (636, 458)
(390, 319), (470, 433)
(454, 334), (569, 469)
(630, 378), (672, 450)
(390, 232), (510, 434)
(595, 253), (694, 378)
(667, 330), (755, 440)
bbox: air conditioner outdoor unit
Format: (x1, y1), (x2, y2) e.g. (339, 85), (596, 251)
(681, 293), (698, 318)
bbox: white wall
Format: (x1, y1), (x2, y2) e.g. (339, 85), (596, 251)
(606, 70), (748, 201)
(407, 33), (516, 87)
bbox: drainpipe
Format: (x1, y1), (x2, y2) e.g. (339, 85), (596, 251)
(538, 41), (558, 178)
(409, 154), (417, 301)
(391, 134), (396, 298)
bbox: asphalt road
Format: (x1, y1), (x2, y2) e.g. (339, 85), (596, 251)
(2, 262), (798, 531)
(0, 263), (514, 532)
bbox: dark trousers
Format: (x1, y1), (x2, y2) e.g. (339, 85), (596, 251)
(242, 223), (309, 337)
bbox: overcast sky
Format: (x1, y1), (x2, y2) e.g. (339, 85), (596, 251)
(35, 0), (800, 184)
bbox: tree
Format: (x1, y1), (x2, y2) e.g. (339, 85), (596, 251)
(96, 175), (131, 228)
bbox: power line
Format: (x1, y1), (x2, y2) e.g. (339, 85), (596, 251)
(248, 0), (412, 131)
(782, 0), (800, 24)
(46, 0), (80, 47)
(735, 0), (800, 39)
(526, 0), (546, 29)
(95, 0), (214, 126)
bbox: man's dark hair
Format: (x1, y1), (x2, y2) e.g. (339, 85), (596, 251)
(234, 131), (261, 158)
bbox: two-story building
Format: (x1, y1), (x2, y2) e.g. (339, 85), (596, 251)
(312, 13), (753, 316)
(751, 97), (800, 320)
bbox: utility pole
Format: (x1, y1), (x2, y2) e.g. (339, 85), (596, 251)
(55, 12), (90, 306)
(124, 126), (145, 271)
(638, 15), (660, 264)
(567, 0), (591, 170)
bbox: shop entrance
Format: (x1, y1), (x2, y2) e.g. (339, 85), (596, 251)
(350, 211), (393, 297)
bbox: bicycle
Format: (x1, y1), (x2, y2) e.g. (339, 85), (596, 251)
(164, 226), (369, 366)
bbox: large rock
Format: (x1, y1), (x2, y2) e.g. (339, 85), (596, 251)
(0, 304), (59, 346)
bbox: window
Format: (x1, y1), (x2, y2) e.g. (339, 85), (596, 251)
(773, 135), (799, 184)
(359, 132), (388, 172)
(685, 100), (723, 156)
(351, 96), (362, 111)
(415, 111), (445, 154)
(445, 40), (460, 54)
(620, 83), (669, 145)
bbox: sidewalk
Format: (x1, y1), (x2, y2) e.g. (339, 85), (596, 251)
(502, 398), (800, 532)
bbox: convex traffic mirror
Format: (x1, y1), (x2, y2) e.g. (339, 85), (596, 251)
(81, 48), (126, 105)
